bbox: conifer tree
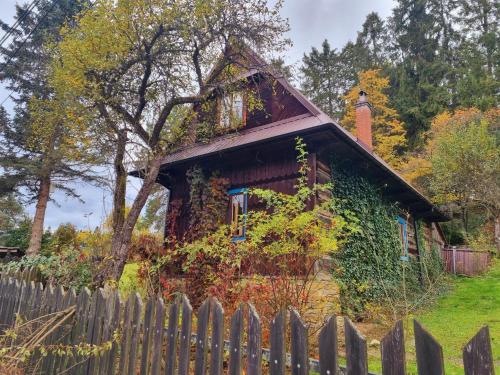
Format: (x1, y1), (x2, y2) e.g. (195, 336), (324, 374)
(0, 0), (97, 255)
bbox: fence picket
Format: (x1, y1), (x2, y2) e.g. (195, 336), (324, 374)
(69, 287), (91, 375)
(344, 317), (368, 375)
(290, 309), (308, 375)
(247, 304), (262, 375)
(178, 295), (193, 375)
(414, 320), (444, 375)
(463, 326), (494, 375)
(150, 297), (165, 375)
(105, 291), (122, 375)
(194, 298), (211, 375)
(87, 289), (107, 374)
(228, 305), (244, 375)
(381, 320), (405, 375)
(269, 310), (286, 375)
(140, 298), (155, 375)
(99, 290), (120, 375)
(118, 293), (135, 375)
(319, 316), (338, 375)
(53, 287), (77, 374)
(0, 278), (8, 328)
(128, 293), (143, 375)
(29, 282), (43, 322)
(210, 299), (224, 375)
(166, 296), (181, 375)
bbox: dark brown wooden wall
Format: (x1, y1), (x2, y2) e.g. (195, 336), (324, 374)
(165, 148), (313, 240)
(193, 76), (309, 135)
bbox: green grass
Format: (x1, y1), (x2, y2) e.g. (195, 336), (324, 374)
(369, 259), (500, 374)
(118, 262), (142, 298)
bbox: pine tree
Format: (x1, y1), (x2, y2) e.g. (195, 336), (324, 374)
(388, 0), (450, 147)
(342, 69), (406, 168)
(300, 40), (346, 119)
(0, 0), (95, 255)
(356, 12), (389, 67)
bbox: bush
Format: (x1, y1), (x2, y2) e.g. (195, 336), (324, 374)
(1, 218), (52, 254)
(2, 247), (93, 292)
(146, 138), (358, 321)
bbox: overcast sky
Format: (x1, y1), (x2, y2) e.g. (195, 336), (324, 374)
(0, 0), (395, 230)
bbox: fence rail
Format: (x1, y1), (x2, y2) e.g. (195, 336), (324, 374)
(0, 270), (496, 375)
(441, 246), (492, 275)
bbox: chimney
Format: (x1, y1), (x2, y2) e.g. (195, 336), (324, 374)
(355, 90), (373, 150)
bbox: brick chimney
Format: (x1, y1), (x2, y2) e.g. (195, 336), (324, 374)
(355, 90), (373, 150)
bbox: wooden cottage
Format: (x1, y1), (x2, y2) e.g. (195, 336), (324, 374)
(142, 48), (448, 258)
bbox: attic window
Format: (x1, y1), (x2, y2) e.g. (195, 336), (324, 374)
(220, 92), (245, 128)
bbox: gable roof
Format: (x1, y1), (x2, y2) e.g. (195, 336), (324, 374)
(147, 48), (448, 222)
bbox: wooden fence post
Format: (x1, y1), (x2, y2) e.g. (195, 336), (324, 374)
(87, 289), (108, 375)
(118, 293), (134, 375)
(414, 320), (444, 375)
(210, 299), (224, 375)
(381, 320), (406, 375)
(463, 326), (495, 375)
(69, 287), (91, 375)
(177, 295), (193, 375)
(140, 298), (155, 375)
(269, 310), (286, 375)
(100, 290), (121, 375)
(127, 293), (143, 375)
(150, 297), (165, 375)
(344, 317), (368, 375)
(247, 304), (262, 375)
(290, 309), (308, 375)
(228, 305), (244, 375)
(319, 316), (338, 375)
(165, 296), (181, 375)
(194, 298), (211, 375)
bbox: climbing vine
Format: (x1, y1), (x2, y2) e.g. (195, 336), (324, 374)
(330, 162), (444, 319)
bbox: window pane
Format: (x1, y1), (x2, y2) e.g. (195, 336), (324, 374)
(231, 193), (245, 237)
(232, 93), (244, 122)
(220, 95), (232, 128)
(220, 92), (244, 128)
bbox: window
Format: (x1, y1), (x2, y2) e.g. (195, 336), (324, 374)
(220, 92), (245, 128)
(398, 216), (409, 260)
(229, 188), (248, 241)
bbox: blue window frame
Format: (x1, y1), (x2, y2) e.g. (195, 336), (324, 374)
(398, 216), (409, 260)
(228, 188), (248, 241)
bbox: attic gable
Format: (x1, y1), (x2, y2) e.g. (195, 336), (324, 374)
(188, 46), (316, 142)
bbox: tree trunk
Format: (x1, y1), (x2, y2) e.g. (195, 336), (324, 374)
(495, 216), (500, 257)
(26, 173), (51, 256)
(104, 154), (163, 282)
(112, 130), (127, 234)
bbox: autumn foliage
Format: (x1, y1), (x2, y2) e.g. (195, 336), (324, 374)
(342, 69), (406, 168)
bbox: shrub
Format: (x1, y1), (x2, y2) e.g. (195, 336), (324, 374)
(1, 218), (52, 254)
(146, 138), (358, 321)
(2, 247), (92, 292)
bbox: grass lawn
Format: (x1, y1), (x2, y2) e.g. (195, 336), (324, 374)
(118, 262), (142, 298)
(366, 258), (500, 374)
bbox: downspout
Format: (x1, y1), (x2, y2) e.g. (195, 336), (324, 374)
(413, 218), (425, 287)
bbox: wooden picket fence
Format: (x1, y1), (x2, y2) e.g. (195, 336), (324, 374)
(0, 270), (496, 375)
(441, 246), (492, 276)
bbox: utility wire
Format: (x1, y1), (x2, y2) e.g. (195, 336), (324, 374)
(0, 0), (59, 107)
(1, 0), (59, 72)
(0, 0), (42, 48)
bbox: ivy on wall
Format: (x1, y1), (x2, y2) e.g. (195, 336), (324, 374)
(330, 161), (443, 319)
